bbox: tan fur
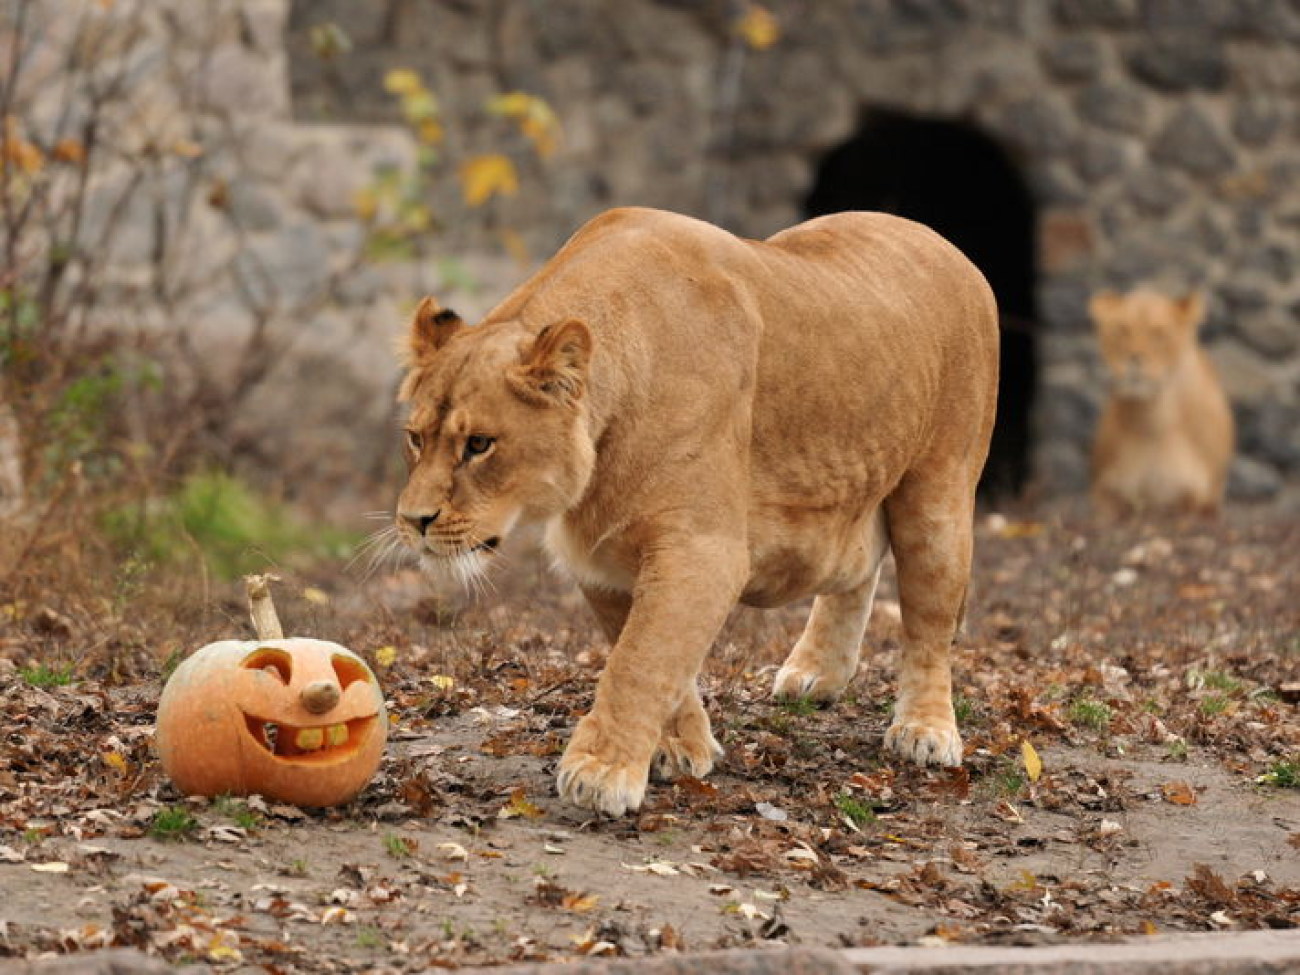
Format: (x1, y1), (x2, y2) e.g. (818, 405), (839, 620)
(1089, 289), (1234, 517)
(395, 207), (999, 815)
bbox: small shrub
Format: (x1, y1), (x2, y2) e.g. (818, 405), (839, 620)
(1199, 695), (1231, 717)
(384, 833), (414, 858)
(213, 796), (260, 830)
(777, 696), (818, 717)
(1068, 697), (1113, 731)
(20, 663), (74, 688)
(149, 806), (198, 841)
(103, 471), (355, 581)
(1257, 758), (1299, 789)
(833, 792), (877, 827)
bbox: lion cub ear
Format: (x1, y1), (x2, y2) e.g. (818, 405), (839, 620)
(1175, 291), (1207, 333)
(508, 319), (592, 407)
(404, 296), (465, 365)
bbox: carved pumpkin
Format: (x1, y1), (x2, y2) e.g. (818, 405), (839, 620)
(156, 638), (387, 807)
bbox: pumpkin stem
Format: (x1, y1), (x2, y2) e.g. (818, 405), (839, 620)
(244, 573), (284, 641)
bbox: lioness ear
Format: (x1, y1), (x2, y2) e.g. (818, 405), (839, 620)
(404, 296), (465, 365)
(508, 319), (592, 407)
(1176, 291), (1207, 332)
(1088, 291), (1122, 330)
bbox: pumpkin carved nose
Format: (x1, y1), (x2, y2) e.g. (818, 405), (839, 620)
(300, 680), (341, 714)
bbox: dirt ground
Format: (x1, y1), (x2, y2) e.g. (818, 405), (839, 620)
(2, 497), (1298, 970)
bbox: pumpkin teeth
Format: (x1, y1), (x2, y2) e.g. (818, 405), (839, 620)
(243, 714), (372, 760)
(294, 727), (325, 751)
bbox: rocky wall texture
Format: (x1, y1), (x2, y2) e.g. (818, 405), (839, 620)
(8, 0), (1297, 505)
(286, 0), (1300, 498)
(4, 0), (518, 512)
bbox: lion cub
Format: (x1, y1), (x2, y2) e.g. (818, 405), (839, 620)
(1089, 289), (1234, 516)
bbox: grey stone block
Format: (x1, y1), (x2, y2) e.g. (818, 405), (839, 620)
(1077, 82), (1148, 135)
(1041, 36), (1104, 82)
(1128, 37), (1228, 91)
(1151, 105), (1236, 178)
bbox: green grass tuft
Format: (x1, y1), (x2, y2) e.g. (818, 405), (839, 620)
(1067, 697), (1113, 731)
(19, 663), (74, 688)
(1257, 758), (1299, 789)
(103, 470), (356, 581)
(833, 792), (877, 827)
(776, 696), (818, 717)
(149, 806), (198, 841)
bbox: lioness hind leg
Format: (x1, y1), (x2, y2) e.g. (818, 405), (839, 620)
(771, 571), (881, 703)
(882, 474), (974, 767)
(652, 684), (723, 782)
(772, 509), (888, 703)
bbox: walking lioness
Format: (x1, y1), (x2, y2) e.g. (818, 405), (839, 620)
(395, 207), (998, 815)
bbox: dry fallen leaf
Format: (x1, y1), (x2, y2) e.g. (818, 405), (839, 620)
(1021, 739), (1043, 783)
(437, 842), (469, 861)
(1161, 780), (1198, 806)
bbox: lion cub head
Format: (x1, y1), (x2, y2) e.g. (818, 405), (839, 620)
(394, 297), (596, 580)
(1089, 289), (1206, 401)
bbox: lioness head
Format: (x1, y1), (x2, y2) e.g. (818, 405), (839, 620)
(395, 297), (596, 580)
(1089, 289), (1204, 401)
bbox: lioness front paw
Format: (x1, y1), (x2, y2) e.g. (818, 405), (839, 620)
(651, 701), (723, 783)
(884, 713), (963, 767)
(556, 714), (651, 817)
(771, 657), (852, 703)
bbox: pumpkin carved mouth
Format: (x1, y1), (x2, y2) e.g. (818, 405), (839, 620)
(242, 713), (377, 763)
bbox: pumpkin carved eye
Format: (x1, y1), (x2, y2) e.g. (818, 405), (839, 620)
(332, 654), (371, 691)
(242, 647), (292, 683)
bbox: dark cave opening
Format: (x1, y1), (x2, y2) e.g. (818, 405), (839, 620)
(804, 108), (1040, 501)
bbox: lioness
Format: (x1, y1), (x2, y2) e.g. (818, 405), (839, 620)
(1089, 289), (1234, 516)
(395, 207), (998, 815)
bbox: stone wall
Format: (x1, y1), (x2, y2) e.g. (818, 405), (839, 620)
(286, 0), (1300, 497)
(9, 0), (1299, 507)
(3, 0), (517, 512)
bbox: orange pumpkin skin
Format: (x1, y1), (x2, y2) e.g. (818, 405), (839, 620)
(156, 638), (387, 807)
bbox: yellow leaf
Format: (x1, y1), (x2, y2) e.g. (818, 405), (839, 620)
(563, 891), (600, 913)
(458, 154), (518, 207)
(384, 68), (424, 96)
(301, 586), (329, 605)
(352, 187), (378, 222)
(499, 228), (530, 265)
(429, 674), (455, 690)
(206, 934), (242, 963)
(999, 520), (1045, 539)
(102, 751), (129, 774)
(170, 139), (203, 159)
(498, 787), (544, 820)
(373, 645), (397, 669)
(52, 138), (86, 164)
(486, 92), (535, 119)
(1021, 739), (1042, 783)
(5, 139), (42, 173)
(487, 92), (560, 157)
(401, 90), (439, 123)
(401, 202), (432, 233)
(417, 118), (444, 145)
(736, 4), (780, 50)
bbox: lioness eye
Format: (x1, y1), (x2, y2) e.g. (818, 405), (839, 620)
(463, 435), (494, 460)
(405, 429), (423, 454)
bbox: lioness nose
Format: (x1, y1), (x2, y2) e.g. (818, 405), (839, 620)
(401, 510), (439, 535)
